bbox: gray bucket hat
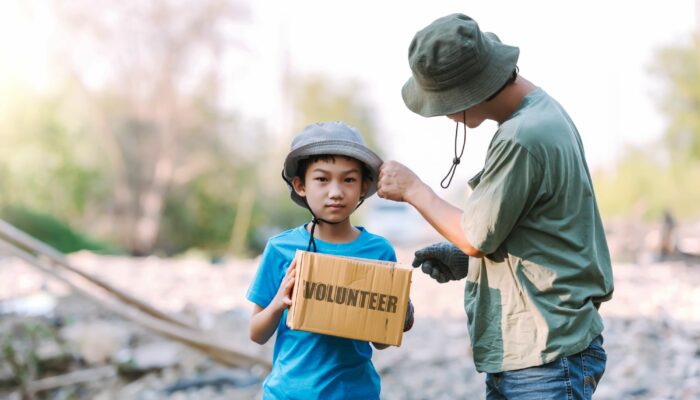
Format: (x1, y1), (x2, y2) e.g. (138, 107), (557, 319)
(402, 14), (520, 117)
(282, 122), (383, 208)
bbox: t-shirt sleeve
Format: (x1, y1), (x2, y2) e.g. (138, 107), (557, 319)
(246, 242), (287, 308)
(385, 247), (398, 263)
(378, 239), (397, 262)
(462, 139), (544, 255)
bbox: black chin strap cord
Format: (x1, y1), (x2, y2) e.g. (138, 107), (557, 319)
(440, 111), (467, 189)
(305, 197), (366, 252)
(281, 170), (365, 252)
(305, 208), (343, 253)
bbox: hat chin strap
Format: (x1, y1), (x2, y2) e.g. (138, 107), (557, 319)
(440, 111), (467, 189)
(304, 197), (365, 253)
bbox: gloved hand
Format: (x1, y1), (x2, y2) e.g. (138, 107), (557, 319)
(412, 242), (469, 283)
(403, 298), (414, 332)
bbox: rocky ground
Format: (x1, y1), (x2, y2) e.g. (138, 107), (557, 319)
(1, 248), (699, 399)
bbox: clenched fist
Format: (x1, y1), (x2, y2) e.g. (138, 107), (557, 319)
(377, 160), (425, 203)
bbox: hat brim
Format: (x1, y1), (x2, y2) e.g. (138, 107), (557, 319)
(283, 140), (383, 208)
(402, 33), (520, 118)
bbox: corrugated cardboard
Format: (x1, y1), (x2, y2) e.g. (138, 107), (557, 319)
(286, 250), (412, 346)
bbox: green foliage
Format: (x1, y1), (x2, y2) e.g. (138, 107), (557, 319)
(154, 75), (387, 255)
(651, 35), (700, 162)
(0, 71), (383, 257)
(158, 175), (237, 255)
(594, 146), (700, 220)
(250, 189), (310, 251)
(0, 95), (119, 253)
(0, 205), (121, 254)
(595, 34), (700, 220)
(0, 95), (110, 223)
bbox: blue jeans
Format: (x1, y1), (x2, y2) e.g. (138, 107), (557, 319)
(485, 335), (606, 400)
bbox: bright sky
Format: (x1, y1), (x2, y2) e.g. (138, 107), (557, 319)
(0, 2), (53, 107)
(1, 0), (697, 198)
(241, 0), (697, 196)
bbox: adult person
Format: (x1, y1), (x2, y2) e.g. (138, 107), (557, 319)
(377, 13), (614, 400)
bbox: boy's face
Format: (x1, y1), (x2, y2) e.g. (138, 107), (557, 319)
(292, 157), (369, 223)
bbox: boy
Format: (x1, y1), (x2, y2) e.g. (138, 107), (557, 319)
(247, 121), (414, 400)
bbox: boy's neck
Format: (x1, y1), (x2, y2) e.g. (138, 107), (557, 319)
(307, 219), (360, 244)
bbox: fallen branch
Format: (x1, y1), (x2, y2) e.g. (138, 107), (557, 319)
(0, 239), (271, 371)
(27, 366), (117, 393)
(0, 219), (195, 329)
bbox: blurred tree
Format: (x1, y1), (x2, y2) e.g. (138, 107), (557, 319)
(652, 35), (700, 162)
(595, 34), (700, 220)
(0, 95), (109, 226)
(594, 145), (700, 219)
(53, 0), (249, 255)
(1, 5), (387, 257)
(594, 146), (673, 218)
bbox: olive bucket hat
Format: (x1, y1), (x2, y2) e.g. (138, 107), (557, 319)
(282, 121), (383, 208)
(402, 13), (520, 117)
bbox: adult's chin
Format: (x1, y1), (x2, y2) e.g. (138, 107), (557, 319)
(465, 119), (484, 129)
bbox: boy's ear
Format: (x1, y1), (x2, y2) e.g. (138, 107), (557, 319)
(292, 176), (306, 197)
(360, 179), (370, 199)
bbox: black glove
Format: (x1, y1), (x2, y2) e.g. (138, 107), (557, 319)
(403, 298), (414, 332)
(412, 242), (469, 283)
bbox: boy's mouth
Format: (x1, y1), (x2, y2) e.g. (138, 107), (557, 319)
(325, 204), (345, 209)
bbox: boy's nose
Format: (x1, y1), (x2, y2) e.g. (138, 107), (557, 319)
(328, 182), (343, 198)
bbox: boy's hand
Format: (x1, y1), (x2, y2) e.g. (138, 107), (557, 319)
(403, 298), (414, 332)
(271, 259), (297, 312)
(412, 242), (469, 283)
(373, 298), (415, 350)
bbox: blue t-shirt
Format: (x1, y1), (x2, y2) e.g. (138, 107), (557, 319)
(247, 225), (397, 400)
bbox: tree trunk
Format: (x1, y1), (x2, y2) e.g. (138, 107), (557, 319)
(131, 157), (174, 255)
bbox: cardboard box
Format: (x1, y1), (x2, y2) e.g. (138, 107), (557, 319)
(286, 250), (412, 346)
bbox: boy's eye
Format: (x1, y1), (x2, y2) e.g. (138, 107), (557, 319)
(344, 177), (357, 183)
(314, 177), (328, 182)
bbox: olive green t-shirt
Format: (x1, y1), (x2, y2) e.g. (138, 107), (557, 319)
(461, 88), (614, 373)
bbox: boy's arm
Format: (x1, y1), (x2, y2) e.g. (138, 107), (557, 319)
(250, 304), (286, 345)
(249, 259), (297, 345)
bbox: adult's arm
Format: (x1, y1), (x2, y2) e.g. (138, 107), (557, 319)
(377, 160), (484, 258)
